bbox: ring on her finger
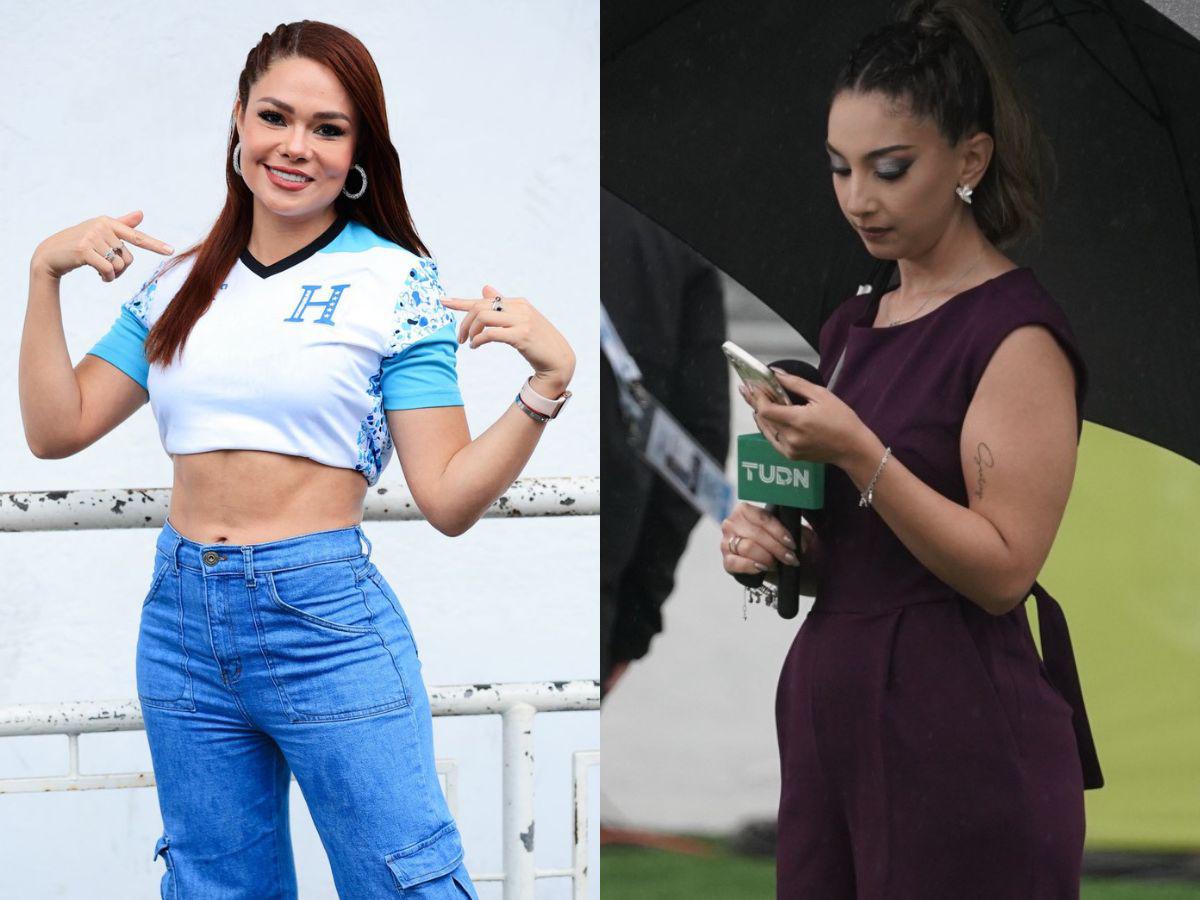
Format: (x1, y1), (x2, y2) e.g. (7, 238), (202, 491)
(728, 535), (743, 554)
(774, 430), (781, 442)
(102, 247), (117, 262)
(491, 295), (504, 312)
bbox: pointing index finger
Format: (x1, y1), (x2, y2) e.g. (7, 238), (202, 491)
(113, 222), (174, 255)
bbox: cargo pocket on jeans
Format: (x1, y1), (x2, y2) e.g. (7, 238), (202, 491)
(384, 823), (477, 898)
(154, 833), (179, 900)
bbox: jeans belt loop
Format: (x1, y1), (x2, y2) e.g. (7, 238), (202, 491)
(240, 546), (256, 588)
(357, 525), (373, 563)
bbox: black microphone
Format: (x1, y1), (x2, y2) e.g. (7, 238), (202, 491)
(732, 358), (823, 619)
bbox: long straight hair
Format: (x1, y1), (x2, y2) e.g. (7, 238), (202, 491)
(830, 0), (1053, 250)
(145, 20), (430, 368)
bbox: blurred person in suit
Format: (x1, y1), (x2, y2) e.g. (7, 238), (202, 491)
(601, 187), (730, 697)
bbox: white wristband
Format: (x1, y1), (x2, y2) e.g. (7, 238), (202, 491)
(518, 376), (571, 419)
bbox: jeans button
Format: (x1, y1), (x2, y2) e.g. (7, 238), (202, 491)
(203, 551), (221, 566)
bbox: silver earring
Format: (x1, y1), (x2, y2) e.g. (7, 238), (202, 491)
(342, 163), (368, 199)
(956, 183), (974, 205)
(232, 141), (242, 176)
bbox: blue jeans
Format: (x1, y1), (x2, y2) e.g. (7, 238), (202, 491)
(137, 517), (477, 898)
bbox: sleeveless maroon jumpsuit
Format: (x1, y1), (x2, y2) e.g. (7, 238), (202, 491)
(775, 267), (1104, 899)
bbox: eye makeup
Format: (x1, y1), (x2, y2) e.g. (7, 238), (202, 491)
(257, 110), (345, 137)
(827, 153), (912, 181)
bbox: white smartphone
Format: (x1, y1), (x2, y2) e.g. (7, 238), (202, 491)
(721, 340), (792, 406)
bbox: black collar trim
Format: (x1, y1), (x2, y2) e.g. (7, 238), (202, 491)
(240, 214), (349, 279)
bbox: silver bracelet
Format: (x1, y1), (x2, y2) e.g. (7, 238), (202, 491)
(514, 393), (550, 423)
(858, 445), (892, 508)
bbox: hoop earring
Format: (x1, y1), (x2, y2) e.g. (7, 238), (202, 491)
(956, 183), (974, 205)
(232, 141), (243, 177)
(342, 163), (368, 200)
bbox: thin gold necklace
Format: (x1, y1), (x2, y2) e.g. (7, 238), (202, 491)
(886, 247), (986, 326)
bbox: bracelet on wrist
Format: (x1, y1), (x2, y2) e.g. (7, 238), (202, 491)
(514, 393), (551, 423)
(858, 445), (892, 508)
(516, 375), (572, 422)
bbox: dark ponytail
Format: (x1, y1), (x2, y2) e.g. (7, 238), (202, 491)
(830, 0), (1053, 250)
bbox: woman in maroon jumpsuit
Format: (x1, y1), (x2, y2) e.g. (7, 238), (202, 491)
(721, 2), (1103, 897)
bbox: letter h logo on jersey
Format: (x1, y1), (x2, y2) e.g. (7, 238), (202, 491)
(284, 283), (351, 326)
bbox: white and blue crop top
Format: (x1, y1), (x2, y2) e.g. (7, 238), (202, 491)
(85, 215), (463, 487)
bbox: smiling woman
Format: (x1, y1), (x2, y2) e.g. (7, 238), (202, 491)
(237, 80), (356, 200)
(20, 16), (578, 900)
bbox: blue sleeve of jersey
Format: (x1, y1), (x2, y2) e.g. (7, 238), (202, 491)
(381, 321), (464, 410)
(86, 305), (150, 391)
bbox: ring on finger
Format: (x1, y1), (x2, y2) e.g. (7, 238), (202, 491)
(491, 295), (504, 312)
(728, 535), (743, 554)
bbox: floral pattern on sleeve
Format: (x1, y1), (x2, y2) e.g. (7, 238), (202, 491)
(121, 259), (172, 328)
(385, 257), (457, 357)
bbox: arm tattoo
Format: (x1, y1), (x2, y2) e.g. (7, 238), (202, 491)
(973, 442), (995, 500)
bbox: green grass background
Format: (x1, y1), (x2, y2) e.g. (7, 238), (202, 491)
(602, 843), (1200, 899)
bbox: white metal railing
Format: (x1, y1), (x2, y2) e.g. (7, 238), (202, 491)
(0, 682), (600, 899)
(0, 475), (600, 900)
(0, 474), (599, 531)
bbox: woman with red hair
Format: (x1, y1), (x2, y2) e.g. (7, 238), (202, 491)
(21, 20), (574, 898)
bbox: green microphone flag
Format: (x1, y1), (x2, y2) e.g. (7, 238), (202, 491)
(736, 433), (825, 508)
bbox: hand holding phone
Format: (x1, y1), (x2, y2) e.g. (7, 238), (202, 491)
(721, 340), (791, 406)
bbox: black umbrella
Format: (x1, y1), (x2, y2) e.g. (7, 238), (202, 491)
(603, 0), (1200, 465)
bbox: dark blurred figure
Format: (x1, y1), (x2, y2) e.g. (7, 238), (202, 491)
(601, 187), (730, 698)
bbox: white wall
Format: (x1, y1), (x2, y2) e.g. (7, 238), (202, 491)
(0, 2), (598, 897)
